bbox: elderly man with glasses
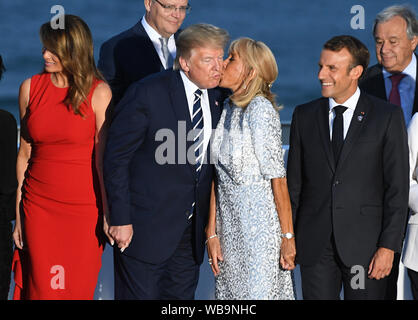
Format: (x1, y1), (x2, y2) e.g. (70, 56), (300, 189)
(98, 0), (191, 107)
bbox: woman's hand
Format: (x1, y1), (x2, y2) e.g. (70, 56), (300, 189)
(103, 211), (114, 246)
(13, 219), (24, 249)
(280, 238), (296, 270)
(206, 235), (223, 276)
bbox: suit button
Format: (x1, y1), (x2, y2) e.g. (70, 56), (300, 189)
(334, 180), (340, 186)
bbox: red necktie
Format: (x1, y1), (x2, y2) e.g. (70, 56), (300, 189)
(388, 73), (406, 107)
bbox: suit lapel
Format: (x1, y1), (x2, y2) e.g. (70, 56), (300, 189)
(133, 21), (165, 71)
(317, 98), (336, 173)
(168, 71), (195, 176)
(336, 92), (370, 170)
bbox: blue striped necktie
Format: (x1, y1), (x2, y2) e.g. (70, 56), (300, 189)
(189, 89), (204, 220)
(192, 89), (204, 173)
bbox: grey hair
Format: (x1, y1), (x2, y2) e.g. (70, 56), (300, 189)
(173, 23), (229, 70)
(373, 5), (418, 40)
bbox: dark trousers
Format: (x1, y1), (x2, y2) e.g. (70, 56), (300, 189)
(114, 224), (200, 300)
(300, 236), (387, 300)
(407, 268), (418, 300)
(0, 222), (13, 300)
(384, 252), (400, 300)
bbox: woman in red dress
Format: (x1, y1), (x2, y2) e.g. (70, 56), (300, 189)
(12, 15), (112, 300)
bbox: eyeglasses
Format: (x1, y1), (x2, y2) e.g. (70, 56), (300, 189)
(153, 0), (191, 14)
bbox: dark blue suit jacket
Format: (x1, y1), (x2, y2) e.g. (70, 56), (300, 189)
(98, 20), (180, 106)
(103, 70), (224, 265)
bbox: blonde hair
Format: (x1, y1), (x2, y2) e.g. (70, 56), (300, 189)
(228, 38), (279, 109)
(40, 14), (104, 116)
(174, 23), (229, 70)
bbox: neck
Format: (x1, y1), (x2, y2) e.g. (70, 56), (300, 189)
(51, 72), (69, 88)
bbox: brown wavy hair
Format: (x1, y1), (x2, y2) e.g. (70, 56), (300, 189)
(228, 38), (280, 109)
(40, 14), (104, 116)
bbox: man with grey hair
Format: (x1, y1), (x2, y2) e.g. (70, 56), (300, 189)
(104, 24), (229, 299)
(360, 4), (418, 300)
(98, 0), (190, 107)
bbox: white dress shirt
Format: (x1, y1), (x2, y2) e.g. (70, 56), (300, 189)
(382, 54), (417, 127)
(141, 15), (176, 69)
(180, 71), (212, 163)
(328, 87), (361, 140)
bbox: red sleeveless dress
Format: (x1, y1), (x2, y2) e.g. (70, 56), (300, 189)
(12, 73), (105, 300)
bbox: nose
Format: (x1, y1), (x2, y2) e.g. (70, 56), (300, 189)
(380, 40), (391, 54)
(171, 7), (182, 18)
(318, 66), (326, 80)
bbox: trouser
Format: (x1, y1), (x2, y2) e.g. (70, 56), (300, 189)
(114, 224), (200, 300)
(300, 235), (387, 300)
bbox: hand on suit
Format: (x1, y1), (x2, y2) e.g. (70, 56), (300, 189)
(368, 247), (394, 280)
(109, 224), (133, 253)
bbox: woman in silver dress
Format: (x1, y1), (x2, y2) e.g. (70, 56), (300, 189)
(206, 38), (296, 300)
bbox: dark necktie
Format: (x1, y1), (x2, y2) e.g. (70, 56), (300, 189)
(388, 73), (406, 107)
(332, 105), (347, 166)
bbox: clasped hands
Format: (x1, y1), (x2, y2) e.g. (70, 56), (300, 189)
(103, 213), (133, 252)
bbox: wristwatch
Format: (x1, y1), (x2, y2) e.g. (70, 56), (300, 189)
(281, 232), (295, 239)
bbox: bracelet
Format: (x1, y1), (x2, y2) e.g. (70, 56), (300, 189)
(205, 234), (218, 245)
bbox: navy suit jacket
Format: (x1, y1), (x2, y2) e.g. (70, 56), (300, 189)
(98, 20), (181, 106)
(359, 53), (418, 117)
(103, 70), (224, 265)
(287, 92), (409, 267)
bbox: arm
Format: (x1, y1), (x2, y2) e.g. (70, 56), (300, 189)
(286, 106), (303, 226)
(205, 180), (223, 276)
(103, 82), (149, 251)
(368, 107), (409, 280)
(272, 178), (296, 270)
(247, 98), (296, 269)
(13, 78), (31, 249)
(91, 82), (113, 245)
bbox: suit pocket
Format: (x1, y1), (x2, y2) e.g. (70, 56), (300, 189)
(360, 206), (382, 217)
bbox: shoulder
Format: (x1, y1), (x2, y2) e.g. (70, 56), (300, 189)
(247, 95), (275, 113)
(359, 64), (383, 86)
(93, 81), (112, 99)
(99, 23), (140, 51)
(293, 97), (326, 115)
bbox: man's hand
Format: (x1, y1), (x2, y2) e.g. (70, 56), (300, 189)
(109, 224), (133, 253)
(368, 247), (394, 280)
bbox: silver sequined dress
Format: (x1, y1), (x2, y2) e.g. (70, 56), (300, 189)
(211, 96), (295, 300)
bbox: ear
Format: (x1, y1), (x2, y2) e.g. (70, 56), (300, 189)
(179, 56), (190, 73)
(411, 35), (418, 52)
(144, 0), (152, 12)
(350, 65), (363, 81)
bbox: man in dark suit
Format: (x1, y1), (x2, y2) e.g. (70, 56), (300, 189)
(98, 0), (190, 106)
(103, 24), (229, 300)
(359, 5), (417, 299)
(287, 35), (409, 299)
(0, 55), (17, 299)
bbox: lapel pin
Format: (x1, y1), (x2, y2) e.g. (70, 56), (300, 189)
(215, 101), (219, 106)
(357, 111), (365, 122)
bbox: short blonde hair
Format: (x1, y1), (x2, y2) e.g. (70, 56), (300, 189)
(174, 23), (229, 70)
(228, 38), (279, 109)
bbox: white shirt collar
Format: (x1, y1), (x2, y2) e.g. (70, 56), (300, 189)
(329, 87), (361, 112)
(382, 53), (417, 81)
(180, 70), (207, 98)
(141, 15), (175, 43)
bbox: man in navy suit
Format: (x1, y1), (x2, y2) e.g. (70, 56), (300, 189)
(98, 0), (190, 106)
(104, 24), (229, 300)
(287, 35), (409, 299)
